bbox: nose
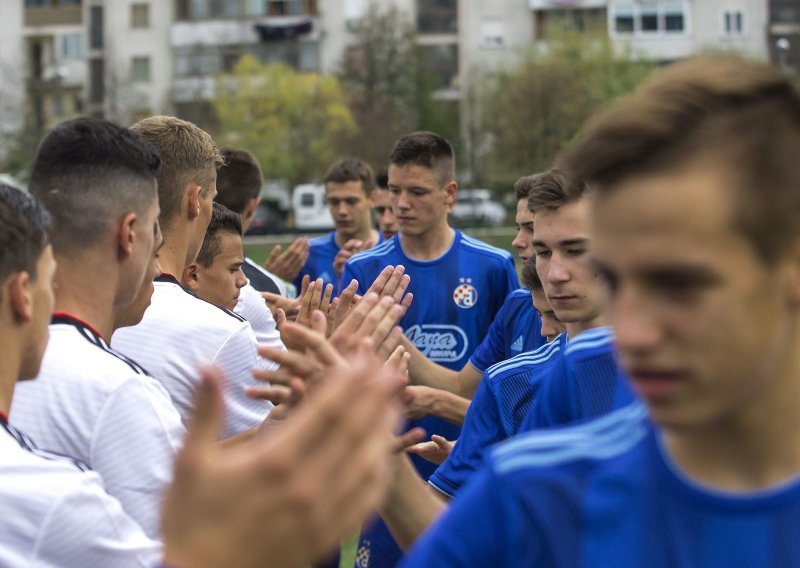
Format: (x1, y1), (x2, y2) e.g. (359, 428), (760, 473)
(236, 269), (247, 289)
(511, 228), (525, 250)
(540, 317), (559, 340)
(395, 190), (411, 211)
(545, 253), (570, 284)
(612, 283), (661, 356)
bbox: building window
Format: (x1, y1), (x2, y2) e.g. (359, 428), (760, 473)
(131, 3), (149, 28)
(640, 5), (658, 32)
(417, 0), (457, 34)
(89, 5), (103, 49)
(89, 57), (104, 103)
(723, 10), (743, 36)
(131, 56), (151, 82)
(175, 0), (191, 20)
(663, 2), (684, 32)
(52, 94), (64, 117)
(771, 1), (800, 24)
(60, 33), (83, 59)
(421, 44), (459, 90)
(611, 2), (686, 35)
(613, 4), (635, 34)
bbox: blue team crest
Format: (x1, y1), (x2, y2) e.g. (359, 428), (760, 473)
(405, 324), (469, 363)
(453, 277), (478, 309)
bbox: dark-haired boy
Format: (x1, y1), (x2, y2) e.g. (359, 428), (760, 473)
(10, 118), (184, 539)
(296, 157), (383, 290)
(182, 203), (247, 311)
(343, 131), (518, 566)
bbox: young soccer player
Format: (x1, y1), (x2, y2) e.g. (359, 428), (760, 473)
(396, 173), (547, 400)
(405, 55), (800, 566)
(10, 118), (185, 539)
(214, 148), (286, 350)
(294, 157), (383, 290)
(343, 131), (518, 566)
(215, 147), (306, 297)
(182, 203), (247, 311)
(111, 116), (275, 438)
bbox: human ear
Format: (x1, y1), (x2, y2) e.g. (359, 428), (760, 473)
(7, 272), (33, 323)
(182, 264), (200, 291)
(187, 184), (202, 220)
(118, 212), (138, 259)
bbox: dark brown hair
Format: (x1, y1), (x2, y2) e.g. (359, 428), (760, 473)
(389, 131), (455, 186)
(323, 158), (375, 195)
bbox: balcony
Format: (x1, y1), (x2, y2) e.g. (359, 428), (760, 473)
(25, 5), (82, 26)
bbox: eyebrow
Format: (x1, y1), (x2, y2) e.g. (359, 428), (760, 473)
(533, 237), (589, 247)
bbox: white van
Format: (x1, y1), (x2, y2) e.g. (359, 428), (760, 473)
(292, 183), (334, 231)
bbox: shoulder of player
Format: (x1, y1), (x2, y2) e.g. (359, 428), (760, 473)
(308, 231), (336, 248)
(459, 233), (514, 263)
(564, 327), (615, 359)
(0, 428), (99, 505)
(345, 237), (397, 267)
(489, 403), (650, 477)
(151, 283), (249, 330)
(485, 339), (563, 381)
(42, 326), (151, 382)
(507, 287), (532, 301)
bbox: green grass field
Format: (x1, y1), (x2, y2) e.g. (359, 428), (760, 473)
(244, 227), (519, 567)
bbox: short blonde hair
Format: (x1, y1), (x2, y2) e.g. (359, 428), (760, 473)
(131, 115), (223, 231)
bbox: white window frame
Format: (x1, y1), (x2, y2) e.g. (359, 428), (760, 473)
(608, 1), (690, 38)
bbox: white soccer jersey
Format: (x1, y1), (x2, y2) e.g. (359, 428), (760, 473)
(111, 274), (275, 438)
(235, 282), (286, 351)
(0, 416), (161, 567)
(10, 314), (185, 540)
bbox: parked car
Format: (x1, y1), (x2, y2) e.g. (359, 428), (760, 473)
(450, 189), (506, 227)
(245, 200), (287, 235)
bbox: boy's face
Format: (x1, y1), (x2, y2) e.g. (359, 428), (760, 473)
(326, 180), (372, 240)
(512, 198), (535, 264)
(531, 288), (565, 342)
(533, 198), (606, 329)
(371, 188), (398, 240)
(188, 231), (247, 311)
(388, 163), (454, 238)
(592, 164), (795, 430)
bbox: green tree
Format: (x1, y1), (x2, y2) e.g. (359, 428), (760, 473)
(483, 29), (655, 186)
(213, 56), (356, 186)
(337, 5), (424, 167)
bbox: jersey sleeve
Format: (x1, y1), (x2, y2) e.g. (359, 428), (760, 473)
(34, 472), (162, 567)
(521, 356), (573, 431)
(212, 325), (275, 438)
(236, 286), (285, 352)
(341, 259), (368, 296)
(428, 375), (504, 498)
(91, 378), (185, 540)
(467, 294), (512, 372)
(404, 459), (536, 567)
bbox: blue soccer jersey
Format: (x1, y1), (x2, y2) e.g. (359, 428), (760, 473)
(292, 231), (340, 291)
(468, 288), (546, 373)
(522, 327), (636, 431)
(429, 334), (566, 498)
(344, 230), (517, 568)
(405, 402), (800, 567)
